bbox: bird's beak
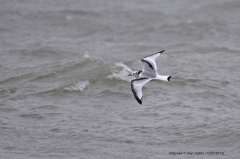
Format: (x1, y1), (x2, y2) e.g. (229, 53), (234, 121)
(128, 73), (132, 76)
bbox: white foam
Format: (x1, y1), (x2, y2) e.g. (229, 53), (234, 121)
(107, 62), (133, 82)
(84, 51), (90, 59)
(64, 80), (89, 92)
(83, 51), (103, 62)
(66, 15), (73, 20)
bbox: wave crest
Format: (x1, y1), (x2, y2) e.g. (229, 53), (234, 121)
(107, 62), (133, 82)
(64, 80), (90, 92)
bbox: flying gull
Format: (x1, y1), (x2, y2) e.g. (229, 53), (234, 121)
(128, 50), (171, 104)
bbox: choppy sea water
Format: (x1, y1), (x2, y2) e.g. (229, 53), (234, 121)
(1, 0), (240, 158)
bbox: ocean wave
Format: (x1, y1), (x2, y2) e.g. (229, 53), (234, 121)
(61, 9), (102, 17)
(107, 62), (133, 82)
(64, 80), (90, 92)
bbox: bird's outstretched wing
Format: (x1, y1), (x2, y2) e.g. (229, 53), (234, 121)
(141, 50), (164, 72)
(131, 78), (152, 104)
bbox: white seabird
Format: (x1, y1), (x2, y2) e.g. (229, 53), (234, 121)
(128, 50), (171, 104)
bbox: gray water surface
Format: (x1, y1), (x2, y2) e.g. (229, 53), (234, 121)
(1, 0), (240, 158)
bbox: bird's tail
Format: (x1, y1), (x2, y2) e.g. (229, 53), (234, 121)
(156, 75), (171, 81)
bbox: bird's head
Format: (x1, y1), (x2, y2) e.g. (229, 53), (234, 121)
(128, 71), (138, 78)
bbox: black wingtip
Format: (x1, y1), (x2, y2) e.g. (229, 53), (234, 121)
(158, 50), (165, 53)
(167, 76), (171, 81)
(135, 96), (142, 105)
(131, 80), (143, 105)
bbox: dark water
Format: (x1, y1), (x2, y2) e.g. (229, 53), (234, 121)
(1, 0), (240, 158)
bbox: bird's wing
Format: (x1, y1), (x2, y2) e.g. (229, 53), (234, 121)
(131, 78), (152, 105)
(141, 50), (164, 72)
